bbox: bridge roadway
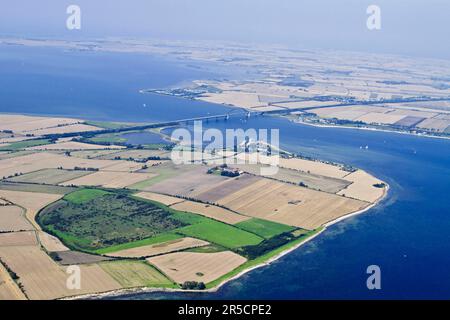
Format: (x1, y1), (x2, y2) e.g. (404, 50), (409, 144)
(45, 96), (450, 139)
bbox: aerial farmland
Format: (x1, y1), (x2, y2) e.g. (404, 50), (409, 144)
(0, 114), (387, 300)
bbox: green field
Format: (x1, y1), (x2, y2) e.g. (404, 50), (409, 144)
(186, 244), (227, 253)
(86, 133), (128, 144)
(39, 191), (187, 251)
(63, 189), (110, 204)
(85, 121), (133, 130)
(206, 228), (322, 288)
(0, 139), (52, 151)
(235, 218), (296, 239)
(175, 220), (263, 249)
(130, 196), (264, 249)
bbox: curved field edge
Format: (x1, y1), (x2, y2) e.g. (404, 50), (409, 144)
(80, 184), (390, 298)
(33, 180), (389, 298)
(203, 181), (391, 291)
(205, 228), (322, 289)
(36, 190), (266, 254)
(66, 227), (324, 300)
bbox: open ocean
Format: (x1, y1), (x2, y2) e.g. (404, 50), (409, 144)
(1, 45), (449, 299)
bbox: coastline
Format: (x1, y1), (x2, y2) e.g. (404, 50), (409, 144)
(65, 181), (390, 301)
(0, 111), (392, 300)
(289, 117), (450, 141)
(149, 94), (450, 141)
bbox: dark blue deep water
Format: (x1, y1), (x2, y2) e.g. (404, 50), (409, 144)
(1, 45), (449, 299)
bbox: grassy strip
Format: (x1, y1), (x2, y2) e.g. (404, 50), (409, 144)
(63, 188), (110, 204)
(85, 121), (132, 130)
(88, 134), (127, 144)
(131, 194), (264, 249)
(95, 232), (183, 255)
(175, 220), (263, 249)
(0, 139), (52, 151)
(235, 218), (296, 239)
(206, 228), (323, 289)
(44, 224), (93, 252)
(141, 143), (170, 150)
(186, 244), (227, 253)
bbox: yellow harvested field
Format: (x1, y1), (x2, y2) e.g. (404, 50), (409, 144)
(94, 149), (171, 160)
(145, 159), (169, 167)
(0, 205), (34, 232)
(134, 192), (184, 206)
(0, 262), (26, 300)
(216, 178), (368, 230)
(337, 170), (386, 203)
(171, 201), (250, 224)
(0, 246), (121, 299)
(385, 101), (450, 113)
(312, 105), (391, 117)
(354, 112), (406, 125)
(102, 161), (146, 172)
(37, 231), (69, 252)
(107, 237), (209, 258)
(201, 92), (266, 109)
(0, 190), (62, 230)
(273, 100), (339, 110)
(434, 113), (450, 120)
(311, 105), (387, 120)
(70, 149), (122, 159)
(416, 118), (450, 132)
(0, 231), (37, 246)
(0, 152), (57, 178)
(250, 106), (286, 112)
(279, 157), (349, 179)
(27, 124), (101, 136)
(388, 109), (438, 118)
(0, 115), (81, 133)
(61, 171), (157, 188)
(147, 251), (247, 284)
(75, 263), (123, 296)
(28, 141), (124, 151)
(0, 152), (120, 179)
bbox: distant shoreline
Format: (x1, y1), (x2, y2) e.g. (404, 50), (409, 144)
(290, 117), (450, 141)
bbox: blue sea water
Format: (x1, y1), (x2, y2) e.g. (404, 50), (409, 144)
(0, 44), (233, 122)
(1, 45), (449, 299)
(152, 117), (450, 300)
(118, 131), (170, 145)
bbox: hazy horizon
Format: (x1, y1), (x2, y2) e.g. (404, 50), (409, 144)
(1, 0), (449, 60)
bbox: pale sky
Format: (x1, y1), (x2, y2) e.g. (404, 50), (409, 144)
(0, 0), (449, 59)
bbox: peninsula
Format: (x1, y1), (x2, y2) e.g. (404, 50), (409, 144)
(0, 113), (387, 300)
